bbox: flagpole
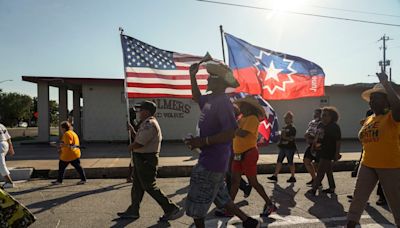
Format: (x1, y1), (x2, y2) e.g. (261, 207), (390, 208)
(219, 25), (226, 63)
(119, 27), (132, 144)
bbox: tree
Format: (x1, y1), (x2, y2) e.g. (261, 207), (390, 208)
(0, 92), (32, 127)
(30, 97), (59, 127)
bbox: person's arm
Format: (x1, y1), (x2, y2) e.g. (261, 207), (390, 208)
(334, 125), (342, 161)
(335, 141), (342, 161)
(128, 142), (144, 151)
(127, 122), (136, 139)
(235, 128), (250, 137)
(7, 139), (14, 156)
(186, 129), (235, 148)
(377, 71), (400, 122)
(190, 63), (201, 104)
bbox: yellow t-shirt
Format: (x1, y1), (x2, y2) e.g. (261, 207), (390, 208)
(360, 111), (400, 168)
(233, 115), (259, 154)
(60, 130), (81, 162)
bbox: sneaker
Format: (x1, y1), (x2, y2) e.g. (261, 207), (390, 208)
(306, 179), (314, 186)
(306, 189), (316, 196)
(243, 185), (252, 198)
(243, 217), (260, 228)
(267, 175), (278, 182)
(117, 211), (140, 219)
(2, 182), (14, 189)
(159, 206), (182, 222)
(322, 188), (335, 194)
(51, 181), (62, 185)
(77, 180), (87, 185)
(287, 177), (296, 183)
(260, 203), (277, 217)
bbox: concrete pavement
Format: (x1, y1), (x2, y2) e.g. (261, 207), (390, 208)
(6, 172), (397, 227)
(5, 140), (363, 178)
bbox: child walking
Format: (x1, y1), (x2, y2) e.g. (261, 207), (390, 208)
(268, 111), (297, 183)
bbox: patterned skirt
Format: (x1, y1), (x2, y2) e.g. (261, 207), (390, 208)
(0, 187), (36, 228)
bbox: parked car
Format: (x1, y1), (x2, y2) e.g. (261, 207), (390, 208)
(18, 122), (28, 128)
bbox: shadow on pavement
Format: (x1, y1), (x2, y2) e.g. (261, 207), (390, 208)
(110, 217), (140, 228)
(365, 204), (394, 225)
(271, 182), (299, 216)
(27, 183), (129, 214)
(306, 192), (346, 226)
(10, 183), (73, 196)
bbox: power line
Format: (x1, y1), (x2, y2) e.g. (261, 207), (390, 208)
(195, 0), (400, 27)
(303, 3), (400, 18)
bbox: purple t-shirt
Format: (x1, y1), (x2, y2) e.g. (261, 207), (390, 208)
(198, 94), (238, 173)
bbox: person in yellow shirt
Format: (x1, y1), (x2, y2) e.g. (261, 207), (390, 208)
(230, 96), (276, 217)
(52, 121), (86, 185)
(347, 70), (400, 228)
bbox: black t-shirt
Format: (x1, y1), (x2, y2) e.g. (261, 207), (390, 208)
(319, 122), (341, 160)
(278, 124), (297, 149)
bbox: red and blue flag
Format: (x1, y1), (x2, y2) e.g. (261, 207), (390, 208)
(225, 33), (325, 100)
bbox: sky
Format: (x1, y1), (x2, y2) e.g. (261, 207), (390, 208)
(1, 0), (400, 103)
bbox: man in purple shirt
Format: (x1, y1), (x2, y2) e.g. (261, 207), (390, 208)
(185, 61), (260, 228)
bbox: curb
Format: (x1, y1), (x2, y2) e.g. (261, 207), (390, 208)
(31, 160), (358, 179)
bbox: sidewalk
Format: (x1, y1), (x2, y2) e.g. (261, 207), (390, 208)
(7, 140), (362, 178)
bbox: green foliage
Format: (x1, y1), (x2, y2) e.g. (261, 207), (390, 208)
(0, 92), (32, 126)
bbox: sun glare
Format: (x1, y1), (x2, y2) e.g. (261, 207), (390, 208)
(271, 0), (308, 12)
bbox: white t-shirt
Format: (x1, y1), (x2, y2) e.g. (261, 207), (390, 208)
(0, 124), (11, 141)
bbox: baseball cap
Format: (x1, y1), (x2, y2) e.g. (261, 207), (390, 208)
(134, 100), (157, 115)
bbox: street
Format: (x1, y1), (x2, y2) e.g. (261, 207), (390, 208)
(6, 172), (396, 228)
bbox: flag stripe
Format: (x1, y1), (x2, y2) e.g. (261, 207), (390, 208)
(126, 72), (209, 80)
(126, 76), (208, 85)
(127, 93), (195, 99)
(125, 67), (208, 76)
(127, 82), (207, 90)
(127, 87), (205, 95)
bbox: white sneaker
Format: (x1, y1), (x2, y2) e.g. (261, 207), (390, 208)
(77, 180), (87, 185)
(2, 182), (14, 189)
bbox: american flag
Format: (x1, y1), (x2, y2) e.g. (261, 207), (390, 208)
(121, 35), (209, 98)
(231, 92), (279, 146)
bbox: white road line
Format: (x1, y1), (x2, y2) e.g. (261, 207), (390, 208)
(200, 214), (396, 228)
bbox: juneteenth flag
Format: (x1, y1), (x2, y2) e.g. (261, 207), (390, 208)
(121, 34), (209, 98)
(225, 33), (325, 100)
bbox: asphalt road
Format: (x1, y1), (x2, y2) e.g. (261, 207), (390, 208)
(6, 172), (396, 227)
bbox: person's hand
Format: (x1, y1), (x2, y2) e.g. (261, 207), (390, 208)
(376, 70), (389, 83)
(189, 63), (199, 78)
(334, 153), (342, 161)
(8, 148), (15, 156)
(185, 137), (205, 149)
(128, 143), (134, 152)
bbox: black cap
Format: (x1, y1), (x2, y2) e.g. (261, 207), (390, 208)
(134, 100), (157, 115)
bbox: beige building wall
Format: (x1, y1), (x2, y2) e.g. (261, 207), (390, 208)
(80, 84), (371, 141)
(129, 98), (201, 140)
(82, 83), (128, 141)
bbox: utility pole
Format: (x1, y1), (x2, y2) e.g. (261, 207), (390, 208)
(378, 34), (391, 77)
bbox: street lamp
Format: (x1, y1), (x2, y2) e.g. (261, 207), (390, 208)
(0, 79), (13, 84)
(0, 79), (13, 92)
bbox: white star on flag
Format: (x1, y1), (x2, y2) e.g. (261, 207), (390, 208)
(264, 61), (283, 82)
